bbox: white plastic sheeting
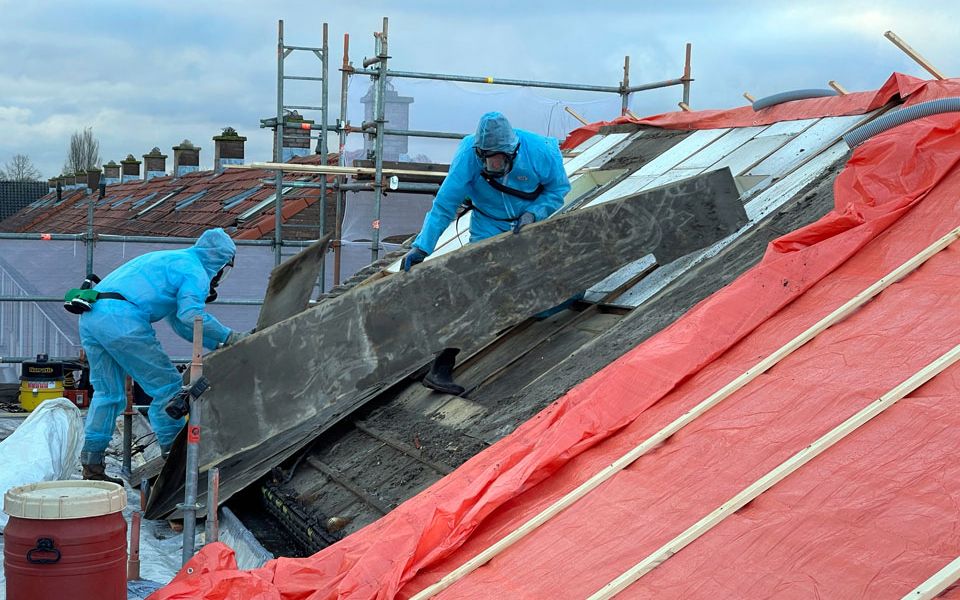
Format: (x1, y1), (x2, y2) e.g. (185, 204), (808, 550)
(0, 432), (273, 599)
(339, 190), (434, 243)
(0, 398), (83, 531)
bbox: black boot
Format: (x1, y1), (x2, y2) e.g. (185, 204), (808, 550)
(422, 348), (466, 396)
(80, 451), (124, 486)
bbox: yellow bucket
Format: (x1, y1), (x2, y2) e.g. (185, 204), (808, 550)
(19, 380), (65, 411)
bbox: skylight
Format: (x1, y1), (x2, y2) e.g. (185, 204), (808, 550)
(110, 194), (136, 208)
(136, 190), (180, 217)
(222, 186), (262, 211)
(237, 186), (293, 222)
(129, 192), (158, 210)
(174, 190), (207, 211)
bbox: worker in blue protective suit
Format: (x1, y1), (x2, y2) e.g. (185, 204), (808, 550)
(78, 227), (249, 484)
(401, 112), (570, 396)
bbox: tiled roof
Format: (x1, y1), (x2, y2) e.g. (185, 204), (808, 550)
(0, 181), (48, 221)
(0, 154), (333, 240)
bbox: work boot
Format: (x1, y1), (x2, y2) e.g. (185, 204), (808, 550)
(80, 451), (124, 487)
(422, 348), (466, 396)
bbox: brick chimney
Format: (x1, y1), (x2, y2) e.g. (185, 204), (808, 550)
(69, 173), (82, 190)
(47, 177), (57, 194)
(143, 147), (167, 181)
(121, 154), (141, 183)
(213, 127), (246, 172)
(274, 111), (313, 162)
(172, 140), (201, 177)
(102, 160), (121, 185)
(86, 168), (101, 192)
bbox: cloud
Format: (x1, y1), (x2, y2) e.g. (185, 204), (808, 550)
(2, 0), (960, 177)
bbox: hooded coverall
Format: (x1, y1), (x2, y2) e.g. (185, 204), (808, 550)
(412, 111), (571, 254)
(407, 112), (571, 395)
(79, 227), (238, 454)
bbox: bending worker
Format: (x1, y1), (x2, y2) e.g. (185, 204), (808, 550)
(77, 227), (248, 484)
(402, 111), (570, 395)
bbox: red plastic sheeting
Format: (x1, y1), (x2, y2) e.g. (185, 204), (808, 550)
(406, 114), (960, 599)
(561, 72), (960, 149)
(151, 83), (960, 600)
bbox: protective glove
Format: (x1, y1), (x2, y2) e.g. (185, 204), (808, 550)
(224, 329), (250, 346)
(513, 211), (535, 234)
(402, 247), (428, 272)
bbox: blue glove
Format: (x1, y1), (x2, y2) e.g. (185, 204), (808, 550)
(402, 247), (428, 272)
(513, 211), (535, 234)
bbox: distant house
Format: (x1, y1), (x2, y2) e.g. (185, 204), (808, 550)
(0, 130), (335, 241)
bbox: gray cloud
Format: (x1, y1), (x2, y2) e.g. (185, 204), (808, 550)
(1, 0), (958, 177)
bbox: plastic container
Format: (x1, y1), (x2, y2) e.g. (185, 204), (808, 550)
(18, 379), (66, 411)
(19, 354), (68, 411)
(3, 480), (127, 600)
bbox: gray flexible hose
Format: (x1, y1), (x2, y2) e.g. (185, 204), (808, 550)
(843, 97), (960, 148)
(752, 89), (839, 111)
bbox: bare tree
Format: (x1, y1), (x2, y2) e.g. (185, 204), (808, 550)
(0, 154), (42, 181)
(64, 127), (101, 174)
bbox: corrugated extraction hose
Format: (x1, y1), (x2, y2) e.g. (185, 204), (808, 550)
(752, 89), (838, 111)
(843, 97), (960, 148)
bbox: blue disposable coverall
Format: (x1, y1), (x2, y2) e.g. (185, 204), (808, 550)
(79, 227), (238, 453)
(412, 112), (571, 254)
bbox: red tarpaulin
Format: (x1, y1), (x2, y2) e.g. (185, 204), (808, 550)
(561, 72), (960, 150)
(152, 76), (960, 600)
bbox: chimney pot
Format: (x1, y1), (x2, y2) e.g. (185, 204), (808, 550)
(102, 160), (121, 185)
(274, 111), (314, 162)
(213, 127), (247, 172)
(86, 168), (101, 192)
(121, 154), (142, 183)
(143, 147), (168, 181)
(172, 140), (201, 177)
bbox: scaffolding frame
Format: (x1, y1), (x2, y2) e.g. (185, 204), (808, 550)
(271, 19), (330, 284)
(347, 18), (693, 265)
(0, 17), (695, 365)
(262, 16), (694, 275)
(0, 227), (316, 366)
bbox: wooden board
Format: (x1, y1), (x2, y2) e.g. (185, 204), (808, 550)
(351, 160), (450, 183)
(144, 168), (747, 519)
(901, 555), (960, 600)
(232, 162), (448, 178)
(256, 236), (330, 331)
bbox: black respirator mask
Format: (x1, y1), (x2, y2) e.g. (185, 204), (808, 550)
(475, 143), (520, 178)
(206, 256), (235, 304)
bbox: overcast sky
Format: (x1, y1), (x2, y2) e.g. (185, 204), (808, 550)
(2, 0), (958, 178)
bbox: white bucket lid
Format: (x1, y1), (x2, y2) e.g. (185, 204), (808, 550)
(4, 480), (126, 519)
